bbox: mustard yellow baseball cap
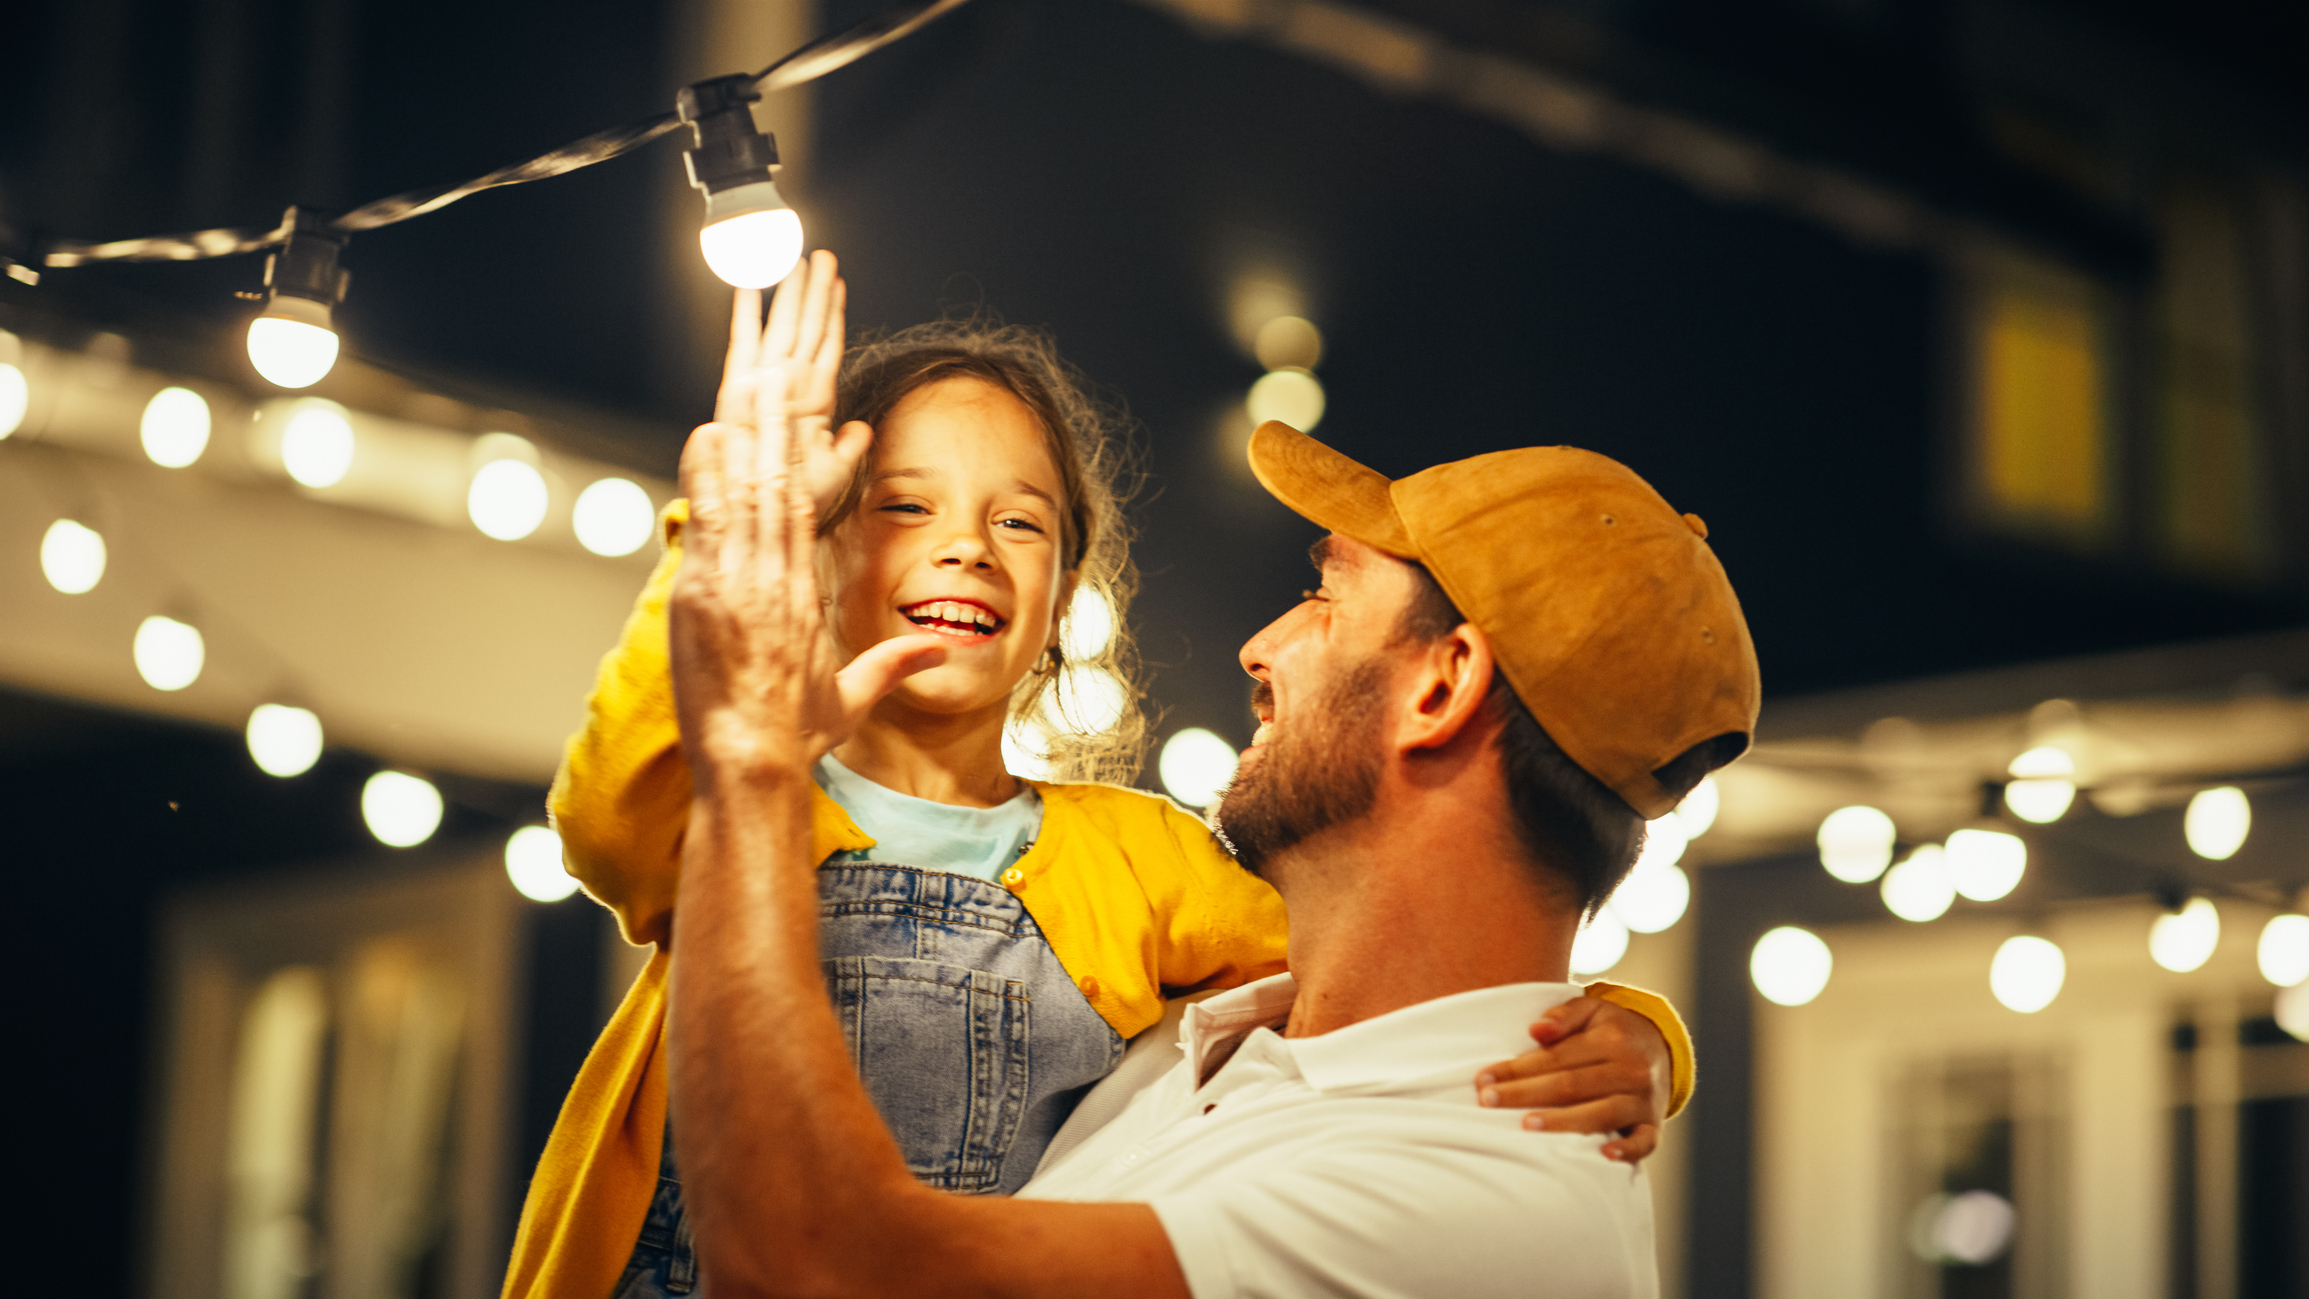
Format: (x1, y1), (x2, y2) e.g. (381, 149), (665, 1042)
(1247, 421), (1759, 818)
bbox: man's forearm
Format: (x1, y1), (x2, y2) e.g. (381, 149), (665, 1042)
(668, 758), (926, 1297)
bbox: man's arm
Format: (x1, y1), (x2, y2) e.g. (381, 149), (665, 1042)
(663, 368), (1189, 1299)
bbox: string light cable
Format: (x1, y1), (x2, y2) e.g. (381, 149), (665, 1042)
(25, 0), (974, 383)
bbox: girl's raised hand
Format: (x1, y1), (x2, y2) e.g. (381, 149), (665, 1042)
(715, 249), (872, 517)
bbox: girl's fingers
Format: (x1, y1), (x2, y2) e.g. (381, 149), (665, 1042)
(836, 634), (950, 718)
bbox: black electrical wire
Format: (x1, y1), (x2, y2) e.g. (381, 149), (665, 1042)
(40, 0), (973, 268)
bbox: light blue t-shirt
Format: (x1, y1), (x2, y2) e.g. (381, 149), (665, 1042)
(813, 754), (1043, 881)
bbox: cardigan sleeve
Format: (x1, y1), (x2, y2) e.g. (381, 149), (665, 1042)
(1582, 980), (1696, 1118)
(546, 502), (694, 948)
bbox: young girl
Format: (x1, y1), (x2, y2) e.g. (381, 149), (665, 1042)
(503, 254), (1694, 1299)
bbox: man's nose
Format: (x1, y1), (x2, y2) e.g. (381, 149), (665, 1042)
(1239, 617), (1282, 680)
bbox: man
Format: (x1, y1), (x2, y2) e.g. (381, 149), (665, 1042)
(663, 385), (1759, 1296)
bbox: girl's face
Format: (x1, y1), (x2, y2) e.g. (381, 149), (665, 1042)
(824, 376), (1075, 719)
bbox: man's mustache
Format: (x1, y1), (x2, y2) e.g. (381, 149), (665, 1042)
(1251, 681), (1274, 717)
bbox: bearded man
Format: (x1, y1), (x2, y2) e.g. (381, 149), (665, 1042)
(663, 399), (1760, 1298)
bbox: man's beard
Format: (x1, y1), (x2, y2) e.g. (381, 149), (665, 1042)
(1213, 658), (1390, 879)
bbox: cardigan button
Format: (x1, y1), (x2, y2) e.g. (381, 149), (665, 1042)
(1002, 867), (1025, 886)
(1079, 975), (1100, 998)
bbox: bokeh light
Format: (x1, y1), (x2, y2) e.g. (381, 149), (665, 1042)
(1817, 805), (1896, 883)
(1061, 585), (1117, 661)
(1909, 1190), (2016, 1265)
(2003, 746), (2076, 823)
(2148, 897), (2220, 973)
(1945, 828), (2026, 902)
(1751, 926), (1832, 1006)
(1990, 935), (2064, 1012)
(40, 519), (106, 594)
(2278, 981), (2309, 1042)
(140, 386), (211, 467)
(1610, 859), (1690, 934)
(245, 704), (324, 777)
(1677, 776), (1720, 837)
(2183, 786), (2249, 860)
(1158, 728), (1238, 809)
(362, 771), (443, 848)
(281, 403), (355, 487)
(133, 616), (204, 691)
(0, 362), (26, 437)
(573, 477), (655, 557)
(506, 825), (579, 902)
(1570, 908), (1629, 976)
(1002, 716), (1055, 782)
(1246, 369), (1325, 431)
(2259, 914), (2309, 988)
(1051, 666), (1128, 735)
(1881, 844), (1955, 922)
(468, 458), (550, 541)
(1252, 315), (1323, 370)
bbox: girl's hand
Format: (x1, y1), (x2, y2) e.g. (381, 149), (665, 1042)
(715, 249), (872, 518)
(671, 364), (946, 783)
(1472, 997), (1672, 1162)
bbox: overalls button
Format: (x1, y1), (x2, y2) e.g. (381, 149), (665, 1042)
(1002, 867), (1025, 886)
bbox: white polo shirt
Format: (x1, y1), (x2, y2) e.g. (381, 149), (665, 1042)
(1020, 974), (1657, 1299)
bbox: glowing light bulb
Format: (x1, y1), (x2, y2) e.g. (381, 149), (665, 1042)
(2183, 786), (2249, 860)
(245, 704), (324, 777)
(1570, 909), (1629, 976)
(40, 519), (106, 594)
(1246, 369), (1326, 431)
(246, 315), (340, 389)
(1946, 828), (2027, 902)
(701, 207), (804, 289)
(468, 459), (549, 541)
(140, 387), (211, 467)
(0, 362), (28, 437)
(2149, 897), (2220, 973)
(1061, 586), (1117, 661)
(2257, 914), (2309, 988)
(1609, 858), (1690, 934)
(134, 615), (204, 691)
(1817, 805), (1896, 883)
(281, 403), (355, 487)
(2003, 746), (2076, 823)
(1677, 776), (1720, 837)
(1990, 935), (2064, 1012)
(1751, 926), (1832, 1006)
(506, 825), (579, 902)
(362, 771), (442, 847)
(1881, 845), (1955, 922)
(573, 477), (656, 557)
(1159, 728), (1238, 809)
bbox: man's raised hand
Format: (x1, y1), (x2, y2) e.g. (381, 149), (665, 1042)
(714, 249), (873, 518)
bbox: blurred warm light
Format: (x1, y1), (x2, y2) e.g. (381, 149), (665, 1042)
(468, 458), (549, 541)
(134, 615), (205, 691)
(362, 771), (443, 847)
(2149, 897), (2220, 973)
(2279, 982), (2309, 1042)
(1158, 727), (1238, 809)
(700, 206), (804, 289)
(1881, 845), (1954, 922)
(246, 704), (324, 777)
(1817, 805), (1896, 883)
(247, 316), (340, 389)
(1638, 813), (1691, 869)
(1677, 776), (1720, 838)
(2183, 786), (2249, 860)
(573, 477), (655, 557)
(2003, 746), (2076, 823)
(1910, 1190), (2016, 1265)
(1060, 585), (1117, 661)
(1002, 716), (1055, 782)
(1610, 859), (1690, 935)
(1252, 315), (1323, 371)
(1990, 935), (2064, 1012)
(0, 362), (26, 437)
(1570, 909), (1629, 976)
(506, 825), (579, 902)
(140, 386), (212, 467)
(281, 403), (355, 487)
(2260, 914), (2309, 988)
(1945, 828), (2027, 902)
(1247, 369), (1325, 431)
(1751, 926), (1832, 1006)
(40, 519), (106, 594)
(1052, 666), (1128, 734)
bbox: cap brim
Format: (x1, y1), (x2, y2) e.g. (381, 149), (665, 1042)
(1246, 422), (1416, 557)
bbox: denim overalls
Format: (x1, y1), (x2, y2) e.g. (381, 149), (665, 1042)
(612, 861), (1126, 1298)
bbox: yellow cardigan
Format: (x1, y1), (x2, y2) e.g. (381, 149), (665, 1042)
(502, 506), (1696, 1299)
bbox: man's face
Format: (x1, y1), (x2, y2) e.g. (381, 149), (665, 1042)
(1214, 535), (1419, 876)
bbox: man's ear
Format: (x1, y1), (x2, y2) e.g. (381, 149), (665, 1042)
(1398, 622), (1497, 754)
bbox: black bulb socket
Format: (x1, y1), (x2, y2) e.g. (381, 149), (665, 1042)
(679, 74), (781, 197)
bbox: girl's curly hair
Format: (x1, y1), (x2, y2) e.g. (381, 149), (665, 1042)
(820, 319), (1146, 786)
